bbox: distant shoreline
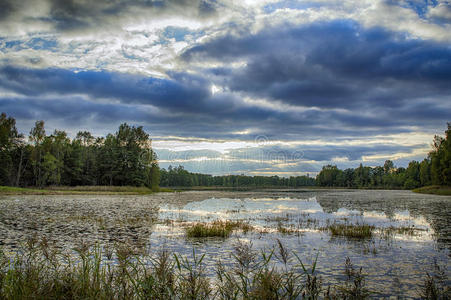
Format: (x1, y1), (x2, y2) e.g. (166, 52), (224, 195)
(412, 185), (451, 196)
(0, 186), (166, 195)
(2, 185), (450, 196)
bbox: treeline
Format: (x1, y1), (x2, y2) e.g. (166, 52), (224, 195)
(2, 111), (449, 191)
(316, 123), (451, 189)
(160, 165), (315, 187)
(0, 113), (159, 189)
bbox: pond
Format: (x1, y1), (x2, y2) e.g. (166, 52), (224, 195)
(0, 189), (450, 298)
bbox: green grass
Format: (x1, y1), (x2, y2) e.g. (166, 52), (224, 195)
(0, 185), (173, 195)
(328, 223), (374, 239)
(0, 186), (47, 195)
(413, 185), (451, 196)
(186, 223), (231, 238)
(185, 220), (253, 238)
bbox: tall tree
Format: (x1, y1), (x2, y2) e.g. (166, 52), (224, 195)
(29, 120), (46, 187)
(0, 113), (23, 185)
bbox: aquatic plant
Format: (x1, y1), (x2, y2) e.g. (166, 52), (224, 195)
(334, 257), (372, 299)
(328, 223), (374, 239)
(185, 220), (254, 238)
(418, 260), (451, 300)
(186, 222), (233, 238)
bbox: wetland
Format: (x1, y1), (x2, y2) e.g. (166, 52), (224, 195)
(0, 189), (449, 298)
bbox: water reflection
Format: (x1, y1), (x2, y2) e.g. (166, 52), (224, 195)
(0, 190), (449, 298)
(152, 191), (450, 298)
(158, 195), (434, 241)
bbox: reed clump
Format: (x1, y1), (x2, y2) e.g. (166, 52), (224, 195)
(185, 220), (253, 238)
(328, 223), (374, 239)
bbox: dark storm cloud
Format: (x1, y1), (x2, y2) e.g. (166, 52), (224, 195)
(1, 19), (449, 153)
(226, 143), (424, 162)
(48, 0), (218, 31)
(1, 59), (448, 144)
(184, 20), (451, 110)
(0, 0), (219, 34)
(0, 66), (211, 113)
(0, 96), (158, 126)
(0, 0), (15, 21)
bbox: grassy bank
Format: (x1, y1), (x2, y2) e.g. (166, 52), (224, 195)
(413, 185), (451, 196)
(0, 238), (448, 299)
(0, 185), (172, 195)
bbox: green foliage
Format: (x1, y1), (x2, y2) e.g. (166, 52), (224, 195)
(0, 113), (160, 189)
(429, 123), (451, 186)
(413, 185), (451, 196)
(0, 113), (24, 186)
(2, 112), (450, 192)
(315, 123), (451, 190)
(160, 165), (316, 188)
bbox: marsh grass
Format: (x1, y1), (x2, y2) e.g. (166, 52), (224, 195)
(277, 222), (300, 235)
(333, 257), (372, 299)
(185, 221), (253, 238)
(379, 225), (424, 238)
(0, 237), (447, 299)
(328, 223), (374, 239)
(417, 260), (451, 300)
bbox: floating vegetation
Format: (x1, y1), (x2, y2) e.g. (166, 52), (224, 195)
(328, 223), (374, 239)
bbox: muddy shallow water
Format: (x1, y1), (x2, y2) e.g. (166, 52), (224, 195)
(0, 189), (450, 298)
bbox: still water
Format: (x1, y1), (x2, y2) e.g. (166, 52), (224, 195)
(0, 189), (449, 297)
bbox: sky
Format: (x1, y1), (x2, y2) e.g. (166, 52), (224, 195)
(0, 0), (450, 176)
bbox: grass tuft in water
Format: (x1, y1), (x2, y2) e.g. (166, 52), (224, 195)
(328, 223), (374, 239)
(185, 220), (253, 238)
(186, 221), (232, 238)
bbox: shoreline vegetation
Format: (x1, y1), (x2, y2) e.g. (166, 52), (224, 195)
(413, 185), (451, 196)
(1, 184), (451, 196)
(0, 237), (449, 299)
(1, 113), (450, 196)
(0, 185), (173, 195)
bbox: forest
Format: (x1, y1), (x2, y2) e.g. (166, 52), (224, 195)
(316, 123), (451, 189)
(160, 165), (315, 187)
(1, 112), (450, 190)
(0, 113), (159, 190)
